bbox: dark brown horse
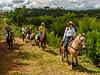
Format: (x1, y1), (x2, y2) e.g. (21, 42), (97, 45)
(37, 31), (46, 50)
(24, 28), (32, 44)
(6, 32), (15, 50)
(60, 33), (86, 70)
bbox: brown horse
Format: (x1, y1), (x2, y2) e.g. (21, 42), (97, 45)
(24, 28), (32, 44)
(30, 33), (35, 46)
(37, 31), (46, 50)
(6, 32), (15, 50)
(60, 33), (86, 70)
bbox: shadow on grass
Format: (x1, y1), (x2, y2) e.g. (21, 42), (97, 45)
(0, 40), (24, 75)
(45, 47), (58, 56)
(76, 64), (100, 74)
(18, 51), (43, 60)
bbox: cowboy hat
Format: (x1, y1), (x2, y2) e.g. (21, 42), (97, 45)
(41, 22), (45, 25)
(68, 20), (73, 24)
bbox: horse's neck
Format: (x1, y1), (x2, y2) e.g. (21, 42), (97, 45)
(71, 35), (81, 49)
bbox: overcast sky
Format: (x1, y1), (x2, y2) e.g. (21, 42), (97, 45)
(0, 0), (100, 12)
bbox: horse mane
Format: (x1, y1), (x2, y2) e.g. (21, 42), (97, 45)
(74, 34), (81, 42)
(71, 34), (81, 49)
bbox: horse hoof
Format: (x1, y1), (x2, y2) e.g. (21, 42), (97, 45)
(68, 65), (73, 71)
(8, 47), (9, 49)
(32, 44), (34, 46)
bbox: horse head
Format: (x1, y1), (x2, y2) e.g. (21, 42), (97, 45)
(79, 33), (86, 49)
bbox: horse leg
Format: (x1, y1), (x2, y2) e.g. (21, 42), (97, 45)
(75, 56), (78, 67)
(11, 41), (13, 50)
(64, 50), (66, 58)
(22, 34), (24, 42)
(41, 42), (44, 50)
(7, 40), (10, 49)
(66, 52), (70, 65)
(71, 57), (75, 70)
(8, 42), (10, 49)
(65, 48), (69, 63)
(43, 41), (46, 50)
(44, 41), (46, 48)
(62, 53), (64, 61)
(6, 39), (9, 49)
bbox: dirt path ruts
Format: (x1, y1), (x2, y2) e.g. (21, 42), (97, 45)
(0, 38), (23, 75)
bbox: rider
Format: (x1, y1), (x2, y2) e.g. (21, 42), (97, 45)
(5, 23), (11, 38)
(26, 27), (32, 40)
(38, 22), (46, 37)
(22, 26), (25, 42)
(62, 20), (75, 49)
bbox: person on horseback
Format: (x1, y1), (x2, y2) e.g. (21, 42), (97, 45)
(62, 20), (75, 49)
(5, 23), (11, 39)
(22, 26), (25, 42)
(26, 27), (32, 40)
(37, 22), (47, 49)
(38, 22), (46, 37)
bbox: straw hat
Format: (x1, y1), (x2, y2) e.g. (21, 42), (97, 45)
(41, 22), (45, 25)
(68, 20), (73, 24)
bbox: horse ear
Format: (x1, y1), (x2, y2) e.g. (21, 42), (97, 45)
(82, 33), (85, 36)
(78, 33), (81, 36)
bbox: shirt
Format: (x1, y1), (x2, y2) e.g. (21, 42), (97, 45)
(39, 25), (46, 31)
(63, 27), (75, 40)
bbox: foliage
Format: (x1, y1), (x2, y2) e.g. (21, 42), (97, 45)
(1, 8), (100, 67)
(47, 31), (61, 47)
(86, 30), (100, 65)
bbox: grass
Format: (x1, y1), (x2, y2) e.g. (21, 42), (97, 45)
(18, 45), (100, 75)
(0, 38), (100, 75)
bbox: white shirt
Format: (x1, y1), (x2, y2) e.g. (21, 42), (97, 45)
(63, 27), (75, 40)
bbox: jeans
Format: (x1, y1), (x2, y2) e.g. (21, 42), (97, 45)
(64, 36), (71, 48)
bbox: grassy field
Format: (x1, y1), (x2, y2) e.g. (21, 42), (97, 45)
(0, 38), (100, 75)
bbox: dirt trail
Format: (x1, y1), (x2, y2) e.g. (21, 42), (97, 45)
(0, 38), (23, 75)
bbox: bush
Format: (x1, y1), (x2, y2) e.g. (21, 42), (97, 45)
(11, 25), (21, 37)
(86, 30), (100, 66)
(47, 31), (61, 47)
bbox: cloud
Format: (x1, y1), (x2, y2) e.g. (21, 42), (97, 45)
(0, 0), (100, 12)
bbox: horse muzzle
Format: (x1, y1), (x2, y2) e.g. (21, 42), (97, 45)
(82, 44), (86, 49)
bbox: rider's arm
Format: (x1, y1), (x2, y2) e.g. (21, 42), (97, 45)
(62, 27), (67, 41)
(72, 27), (75, 37)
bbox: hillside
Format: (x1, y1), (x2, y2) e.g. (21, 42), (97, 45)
(0, 37), (100, 75)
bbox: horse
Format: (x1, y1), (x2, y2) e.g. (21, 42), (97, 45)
(25, 33), (30, 44)
(37, 30), (46, 50)
(60, 33), (86, 70)
(30, 33), (35, 46)
(6, 32), (15, 50)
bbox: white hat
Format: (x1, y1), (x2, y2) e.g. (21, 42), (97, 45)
(41, 22), (44, 25)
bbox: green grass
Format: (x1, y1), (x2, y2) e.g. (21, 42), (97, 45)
(18, 45), (100, 75)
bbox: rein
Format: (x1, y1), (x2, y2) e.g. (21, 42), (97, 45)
(70, 45), (78, 51)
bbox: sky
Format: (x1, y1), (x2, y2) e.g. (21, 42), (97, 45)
(0, 0), (100, 12)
